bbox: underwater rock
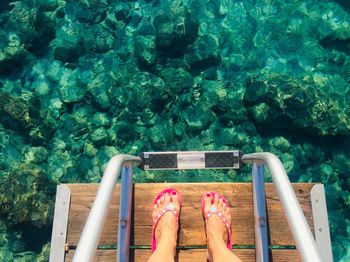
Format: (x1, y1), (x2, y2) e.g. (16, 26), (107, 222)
(32, 80), (50, 96)
(0, 30), (30, 74)
(153, 6), (198, 56)
(296, 41), (327, 71)
(185, 34), (221, 72)
(333, 153), (350, 178)
(24, 146), (48, 164)
(134, 35), (157, 68)
(47, 98), (64, 119)
(59, 69), (86, 103)
(125, 72), (166, 112)
(29, 59), (64, 83)
(143, 121), (175, 149)
(35, 243), (51, 262)
(84, 59), (114, 109)
(0, 92), (34, 131)
(159, 68), (194, 93)
(6, 1), (56, 57)
(52, 22), (86, 62)
(88, 81), (111, 110)
(320, 2), (350, 40)
(0, 163), (55, 227)
(87, 26), (115, 53)
(308, 163), (335, 184)
(103, 7), (126, 31)
(92, 112), (110, 127)
(200, 80), (247, 124)
(0, 92), (55, 144)
(56, 106), (91, 142)
(91, 127), (109, 147)
(7, 2), (37, 43)
(138, 20), (156, 36)
(63, 2), (107, 24)
(244, 73), (350, 136)
(114, 2), (130, 21)
(182, 105), (215, 133)
(112, 120), (138, 145)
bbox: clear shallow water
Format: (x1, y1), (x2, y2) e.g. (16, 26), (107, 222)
(0, 0), (349, 260)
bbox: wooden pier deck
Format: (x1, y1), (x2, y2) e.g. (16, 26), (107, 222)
(54, 182), (319, 261)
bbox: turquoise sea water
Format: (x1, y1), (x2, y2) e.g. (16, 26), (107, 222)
(0, 0), (349, 260)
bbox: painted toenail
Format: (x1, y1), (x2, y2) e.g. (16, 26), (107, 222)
(172, 191), (176, 195)
(206, 193), (211, 197)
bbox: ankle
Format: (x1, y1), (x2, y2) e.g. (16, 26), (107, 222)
(208, 232), (225, 247)
(159, 232), (177, 243)
(156, 237), (177, 256)
(208, 236), (230, 261)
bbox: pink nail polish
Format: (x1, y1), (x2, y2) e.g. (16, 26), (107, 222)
(206, 193), (211, 197)
(171, 191), (176, 195)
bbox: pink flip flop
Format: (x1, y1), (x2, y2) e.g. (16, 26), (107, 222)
(151, 188), (181, 252)
(201, 192), (232, 251)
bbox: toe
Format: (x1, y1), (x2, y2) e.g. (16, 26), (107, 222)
(160, 195), (165, 205)
(156, 195), (165, 212)
(164, 192), (171, 205)
(218, 198), (223, 211)
(171, 190), (180, 209)
(204, 192), (212, 213)
(213, 194), (219, 207)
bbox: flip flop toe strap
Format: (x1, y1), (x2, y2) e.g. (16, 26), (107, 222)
(205, 210), (232, 250)
(151, 204), (179, 251)
(153, 205), (178, 226)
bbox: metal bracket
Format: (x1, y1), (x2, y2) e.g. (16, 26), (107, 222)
(117, 166), (134, 262)
(252, 164), (269, 262)
(49, 185), (71, 262)
(311, 184), (333, 262)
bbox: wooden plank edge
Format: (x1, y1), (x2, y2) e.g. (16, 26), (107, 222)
(310, 184), (333, 262)
(65, 249), (301, 262)
(50, 185), (71, 262)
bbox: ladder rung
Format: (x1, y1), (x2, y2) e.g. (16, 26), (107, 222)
(138, 151), (243, 170)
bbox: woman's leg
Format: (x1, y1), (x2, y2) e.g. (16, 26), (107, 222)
(203, 193), (242, 262)
(148, 191), (180, 262)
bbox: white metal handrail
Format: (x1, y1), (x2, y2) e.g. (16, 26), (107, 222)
(242, 152), (322, 262)
(72, 154), (141, 262)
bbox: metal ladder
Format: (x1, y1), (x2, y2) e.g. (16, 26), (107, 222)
(70, 151), (328, 262)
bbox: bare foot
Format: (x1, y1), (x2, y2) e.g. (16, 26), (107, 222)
(151, 190), (180, 258)
(203, 192), (234, 262)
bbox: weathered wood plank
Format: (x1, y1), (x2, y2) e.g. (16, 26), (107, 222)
(65, 249), (301, 262)
(66, 183), (315, 246)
